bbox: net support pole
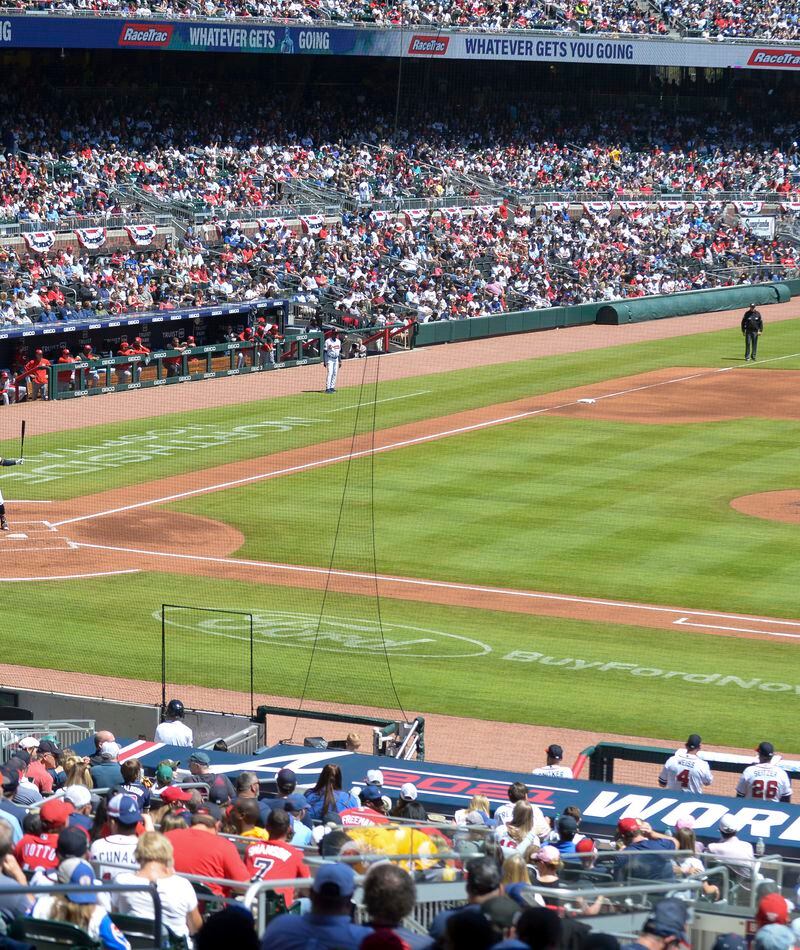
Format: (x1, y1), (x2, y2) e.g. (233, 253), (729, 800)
(161, 604), (167, 714)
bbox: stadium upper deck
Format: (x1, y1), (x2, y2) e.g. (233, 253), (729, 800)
(0, 0), (799, 42)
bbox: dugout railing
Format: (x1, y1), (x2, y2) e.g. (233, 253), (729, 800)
(46, 332), (324, 400)
(0, 718), (95, 760)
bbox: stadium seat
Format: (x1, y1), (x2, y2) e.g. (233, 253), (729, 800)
(9, 917), (101, 949)
(108, 913), (185, 949)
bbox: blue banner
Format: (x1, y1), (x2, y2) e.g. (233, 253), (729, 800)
(87, 739), (800, 855)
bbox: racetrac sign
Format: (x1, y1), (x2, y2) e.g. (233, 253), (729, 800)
(1, 15), (800, 70)
(81, 740), (800, 854)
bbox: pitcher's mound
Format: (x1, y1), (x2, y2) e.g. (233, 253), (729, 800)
(731, 490), (800, 525)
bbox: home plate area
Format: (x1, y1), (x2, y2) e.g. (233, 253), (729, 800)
(0, 520), (72, 553)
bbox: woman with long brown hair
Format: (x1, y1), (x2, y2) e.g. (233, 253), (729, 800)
(304, 764), (357, 821)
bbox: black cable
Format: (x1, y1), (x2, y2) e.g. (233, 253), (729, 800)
(289, 352), (371, 740)
(369, 348), (408, 722)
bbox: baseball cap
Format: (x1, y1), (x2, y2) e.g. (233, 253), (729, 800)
(99, 741), (120, 760)
(719, 814), (740, 834)
(546, 744), (564, 760)
(160, 786), (191, 804)
(312, 863), (355, 898)
(40, 799), (73, 828)
(575, 837), (596, 854)
(37, 739), (61, 757)
(712, 936), (747, 950)
(359, 784), (383, 803)
(557, 815), (578, 835)
(617, 817), (640, 835)
(643, 899), (689, 943)
(534, 845), (561, 865)
(366, 769), (384, 786)
(283, 793), (308, 813)
(482, 895), (521, 930)
(674, 816), (696, 831)
(58, 858), (97, 904)
(686, 734), (702, 749)
(756, 894), (791, 928)
(107, 794), (142, 826)
(63, 786), (92, 810)
(758, 741), (775, 758)
(57, 827), (90, 858)
(400, 783), (418, 802)
(189, 751), (210, 767)
(17, 736), (39, 750)
(209, 777), (232, 804)
(194, 802), (222, 822)
(755, 926), (796, 950)
(156, 763), (175, 784)
(276, 768), (296, 790)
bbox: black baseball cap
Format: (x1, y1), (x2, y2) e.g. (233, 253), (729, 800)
(57, 827), (89, 859)
(547, 744), (564, 760)
(686, 734), (702, 750)
(757, 741), (775, 757)
(276, 768), (296, 791)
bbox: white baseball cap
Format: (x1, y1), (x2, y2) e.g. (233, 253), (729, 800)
(100, 741), (121, 760)
(63, 786), (92, 809)
(366, 769), (384, 786)
(719, 814), (740, 834)
(400, 782), (418, 802)
(17, 737), (39, 750)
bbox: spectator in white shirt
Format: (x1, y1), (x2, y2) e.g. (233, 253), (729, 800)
(706, 814), (756, 884)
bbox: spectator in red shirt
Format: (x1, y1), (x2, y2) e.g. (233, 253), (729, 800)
(166, 809), (250, 897)
(15, 799), (72, 872)
(244, 809), (310, 907)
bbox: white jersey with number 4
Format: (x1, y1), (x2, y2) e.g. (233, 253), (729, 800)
(659, 753), (713, 793)
(736, 763), (791, 801)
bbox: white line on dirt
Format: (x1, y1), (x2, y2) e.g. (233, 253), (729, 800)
(673, 618), (800, 638)
(69, 540), (800, 636)
(0, 569), (140, 583)
(6, 500), (53, 504)
(321, 390), (432, 414)
(51, 354), (800, 530)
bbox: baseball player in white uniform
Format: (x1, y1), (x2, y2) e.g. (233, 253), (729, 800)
(154, 699), (194, 747)
(658, 733), (713, 793)
(532, 744), (574, 778)
(0, 456), (25, 531)
(736, 741), (791, 802)
(324, 329), (342, 393)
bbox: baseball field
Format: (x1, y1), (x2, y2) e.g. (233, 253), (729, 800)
(3, 308), (800, 758)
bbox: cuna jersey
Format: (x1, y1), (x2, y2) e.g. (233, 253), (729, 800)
(658, 753), (713, 794)
(736, 763), (791, 801)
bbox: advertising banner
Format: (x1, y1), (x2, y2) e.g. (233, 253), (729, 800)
(1, 14), (800, 70)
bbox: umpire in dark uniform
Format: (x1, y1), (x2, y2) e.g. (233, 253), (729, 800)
(741, 303), (764, 361)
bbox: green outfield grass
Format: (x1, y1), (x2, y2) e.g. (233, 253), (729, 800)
(2, 571), (794, 748)
(3, 318), (800, 501)
(4, 317), (800, 749)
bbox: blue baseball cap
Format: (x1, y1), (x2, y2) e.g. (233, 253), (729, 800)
(284, 793), (309, 813)
(107, 794), (142, 826)
(359, 784), (382, 802)
(58, 858), (97, 904)
(312, 863), (355, 898)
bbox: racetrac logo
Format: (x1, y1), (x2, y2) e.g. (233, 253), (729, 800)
(408, 35), (449, 55)
(118, 23), (174, 47)
(747, 48), (800, 67)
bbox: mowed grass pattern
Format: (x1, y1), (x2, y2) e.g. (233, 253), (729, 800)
(0, 572), (795, 748)
(172, 414), (800, 618)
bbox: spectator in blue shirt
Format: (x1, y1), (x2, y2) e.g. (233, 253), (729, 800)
(303, 765), (357, 822)
(260, 863), (371, 950)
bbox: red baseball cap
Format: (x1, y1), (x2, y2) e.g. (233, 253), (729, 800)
(40, 798), (74, 828)
(160, 786), (192, 804)
(617, 817), (640, 835)
(756, 893), (790, 927)
(576, 837), (596, 854)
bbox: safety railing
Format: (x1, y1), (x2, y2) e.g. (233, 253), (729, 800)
(198, 723), (262, 755)
(0, 719), (95, 759)
(46, 333), (323, 400)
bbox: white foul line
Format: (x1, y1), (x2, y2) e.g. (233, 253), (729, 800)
(0, 569), (140, 583)
(52, 352), (800, 530)
(321, 391), (432, 414)
(69, 539), (800, 636)
(674, 618), (800, 639)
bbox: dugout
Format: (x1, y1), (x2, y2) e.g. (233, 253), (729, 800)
(0, 298), (289, 377)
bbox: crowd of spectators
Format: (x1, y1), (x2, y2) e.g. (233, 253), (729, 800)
(0, 203), (794, 336)
(2, 96), (800, 227)
(1, 721), (799, 950)
(2, 0), (800, 39)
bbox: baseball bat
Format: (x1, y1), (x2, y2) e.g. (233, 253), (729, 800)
(19, 420), (26, 459)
